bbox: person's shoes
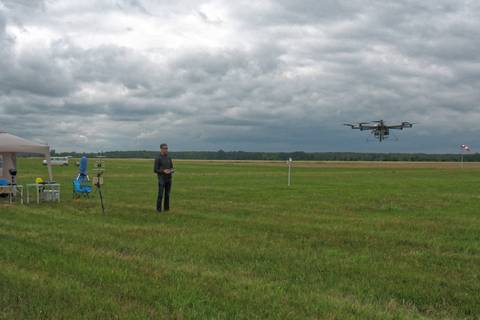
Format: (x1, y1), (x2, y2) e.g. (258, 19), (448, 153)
(156, 209), (162, 213)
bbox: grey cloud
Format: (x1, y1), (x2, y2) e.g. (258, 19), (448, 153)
(0, 9), (5, 32)
(69, 46), (157, 89)
(0, 0), (45, 11)
(232, 0), (359, 27)
(115, 0), (150, 15)
(1, 0), (480, 152)
(197, 10), (222, 25)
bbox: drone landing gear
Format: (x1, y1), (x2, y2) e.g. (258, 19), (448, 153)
(391, 133), (399, 142)
(366, 134), (378, 143)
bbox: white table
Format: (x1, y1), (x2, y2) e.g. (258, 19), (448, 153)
(26, 184), (61, 204)
(0, 185), (24, 204)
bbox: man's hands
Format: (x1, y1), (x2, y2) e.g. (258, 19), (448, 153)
(163, 169), (173, 174)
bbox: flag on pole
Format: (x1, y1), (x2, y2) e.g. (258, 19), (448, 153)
(461, 144), (471, 152)
(287, 158), (293, 187)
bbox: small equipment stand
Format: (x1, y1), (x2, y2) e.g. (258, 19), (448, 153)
(92, 159), (106, 214)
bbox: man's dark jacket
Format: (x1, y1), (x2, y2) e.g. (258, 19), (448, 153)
(154, 155), (174, 181)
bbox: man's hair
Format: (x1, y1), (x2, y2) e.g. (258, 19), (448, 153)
(160, 143), (168, 149)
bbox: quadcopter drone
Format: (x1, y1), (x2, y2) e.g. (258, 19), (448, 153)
(344, 120), (414, 142)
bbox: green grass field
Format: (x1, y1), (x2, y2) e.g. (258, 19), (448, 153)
(1, 159), (479, 319)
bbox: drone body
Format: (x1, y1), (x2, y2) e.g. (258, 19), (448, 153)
(344, 120), (414, 142)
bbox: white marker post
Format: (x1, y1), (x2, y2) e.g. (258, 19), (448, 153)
(460, 144), (471, 168)
(287, 158), (293, 187)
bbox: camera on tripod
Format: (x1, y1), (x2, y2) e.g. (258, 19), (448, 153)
(9, 168), (17, 185)
(92, 159), (105, 186)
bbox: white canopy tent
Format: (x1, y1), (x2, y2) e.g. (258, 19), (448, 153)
(0, 132), (53, 182)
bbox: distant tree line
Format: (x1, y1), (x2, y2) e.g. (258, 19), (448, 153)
(45, 150), (480, 162)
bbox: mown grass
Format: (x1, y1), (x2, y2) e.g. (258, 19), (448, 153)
(1, 159), (479, 319)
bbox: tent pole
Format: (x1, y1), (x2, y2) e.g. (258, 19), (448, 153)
(45, 152), (53, 181)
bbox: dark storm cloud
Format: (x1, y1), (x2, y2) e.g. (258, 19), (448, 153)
(0, 0), (479, 152)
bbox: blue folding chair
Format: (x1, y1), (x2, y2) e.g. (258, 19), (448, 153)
(72, 156), (92, 198)
(0, 179), (10, 199)
(73, 175), (92, 198)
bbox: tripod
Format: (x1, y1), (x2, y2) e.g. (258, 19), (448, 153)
(93, 159), (106, 215)
(94, 171), (105, 214)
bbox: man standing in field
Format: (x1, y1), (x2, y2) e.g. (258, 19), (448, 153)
(154, 143), (174, 213)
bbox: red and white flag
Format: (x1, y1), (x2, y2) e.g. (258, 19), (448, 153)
(461, 144), (471, 152)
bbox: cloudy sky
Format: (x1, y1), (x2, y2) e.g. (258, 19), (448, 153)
(1, 0), (479, 153)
